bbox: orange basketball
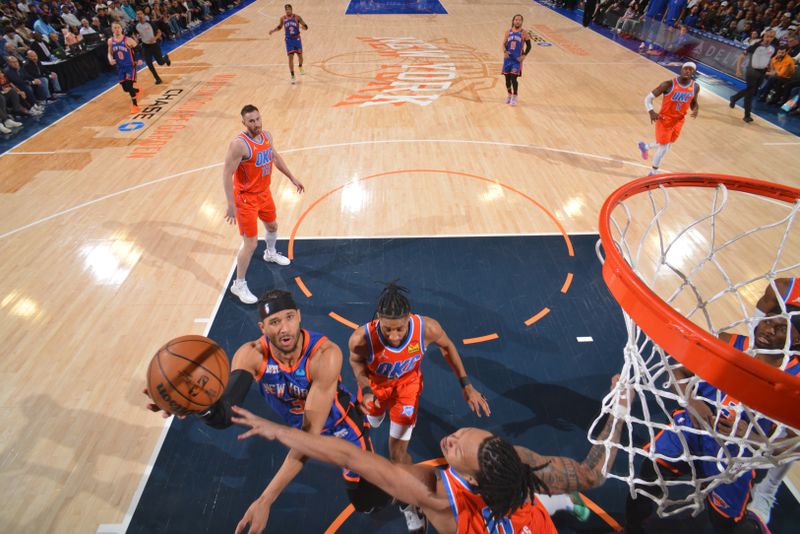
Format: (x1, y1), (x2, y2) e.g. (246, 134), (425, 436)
(147, 335), (229, 416)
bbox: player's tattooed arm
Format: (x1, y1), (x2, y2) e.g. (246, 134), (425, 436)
(515, 375), (629, 492)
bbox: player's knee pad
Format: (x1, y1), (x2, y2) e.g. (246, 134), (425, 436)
(366, 413), (385, 428)
(389, 421), (414, 441)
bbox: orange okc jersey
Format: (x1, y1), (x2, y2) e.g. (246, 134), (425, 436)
(439, 466), (557, 534)
(781, 278), (800, 307)
(659, 77), (695, 121)
(365, 314), (426, 385)
(234, 131), (274, 195)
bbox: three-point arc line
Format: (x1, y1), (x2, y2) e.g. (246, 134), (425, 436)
(288, 170), (576, 345)
(294, 276), (312, 297)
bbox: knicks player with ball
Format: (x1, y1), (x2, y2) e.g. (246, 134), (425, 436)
(145, 290), (392, 534)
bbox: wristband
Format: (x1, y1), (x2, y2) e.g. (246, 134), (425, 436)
(361, 385), (373, 397)
(459, 376), (471, 389)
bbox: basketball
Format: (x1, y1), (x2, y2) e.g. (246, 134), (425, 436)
(146, 335), (230, 416)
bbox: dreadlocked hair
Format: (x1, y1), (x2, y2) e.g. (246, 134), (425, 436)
(476, 435), (550, 523)
(375, 280), (411, 320)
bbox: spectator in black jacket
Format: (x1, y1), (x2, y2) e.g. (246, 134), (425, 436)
(24, 50), (62, 96)
(29, 32), (56, 62)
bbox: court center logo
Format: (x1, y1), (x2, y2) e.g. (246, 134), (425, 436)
(328, 36), (497, 107)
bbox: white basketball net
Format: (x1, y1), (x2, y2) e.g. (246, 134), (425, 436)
(588, 182), (800, 518)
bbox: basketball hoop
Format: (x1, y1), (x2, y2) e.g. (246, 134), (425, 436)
(590, 174), (800, 517)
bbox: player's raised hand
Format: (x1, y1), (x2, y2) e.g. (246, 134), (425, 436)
(464, 385), (491, 417)
(648, 110), (660, 123)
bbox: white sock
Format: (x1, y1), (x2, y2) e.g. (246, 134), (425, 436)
(265, 230), (277, 254)
(651, 143), (671, 168)
(647, 142), (659, 150)
(537, 493), (573, 515)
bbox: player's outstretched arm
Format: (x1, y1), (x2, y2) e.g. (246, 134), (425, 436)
(424, 317), (490, 417)
(235, 340), (342, 534)
(515, 375), (630, 493)
(232, 406), (452, 523)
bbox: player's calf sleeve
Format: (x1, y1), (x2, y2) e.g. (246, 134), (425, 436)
(651, 144), (671, 168)
(265, 230), (278, 253)
(198, 369), (254, 429)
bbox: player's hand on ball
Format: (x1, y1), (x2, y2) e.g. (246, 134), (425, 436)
(142, 388), (185, 419)
(648, 110), (660, 123)
(235, 494), (272, 534)
(224, 203), (236, 224)
(464, 385), (491, 417)
(232, 405), (281, 441)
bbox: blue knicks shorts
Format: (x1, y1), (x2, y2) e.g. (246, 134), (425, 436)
(323, 407), (373, 483)
(116, 63), (136, 82)
(502, 57), (521, 76)
(285, 38), (302, 54)
(648, 409), (755, 520)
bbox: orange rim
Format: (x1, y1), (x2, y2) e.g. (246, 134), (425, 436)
(598, 174), (800, 429)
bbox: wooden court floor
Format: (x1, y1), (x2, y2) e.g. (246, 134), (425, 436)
(1, 0), (798, 532)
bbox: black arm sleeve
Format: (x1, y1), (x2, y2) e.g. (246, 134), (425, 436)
(524, 39), (532, 55)
(198, 369), (254, 429)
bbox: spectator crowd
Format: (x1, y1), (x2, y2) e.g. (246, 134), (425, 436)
(552, 0), (800, 114)
(0, 0), (242, 136)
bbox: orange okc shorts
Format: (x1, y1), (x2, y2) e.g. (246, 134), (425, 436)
(655, 116), (685, 145)
(364, 373), (424, 426)
(235, 190), (276, 237)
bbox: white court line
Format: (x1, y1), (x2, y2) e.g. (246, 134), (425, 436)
(0, 162), (221, 240)
(291, 231), (600, 240)
(193, 317), (211, 323)
(576, 336), (594, 342)
(763, 141), (800, 146)
(96, 255), (238, 534)
(1, 138), (653, 241)
(172, 60), (643, 68)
